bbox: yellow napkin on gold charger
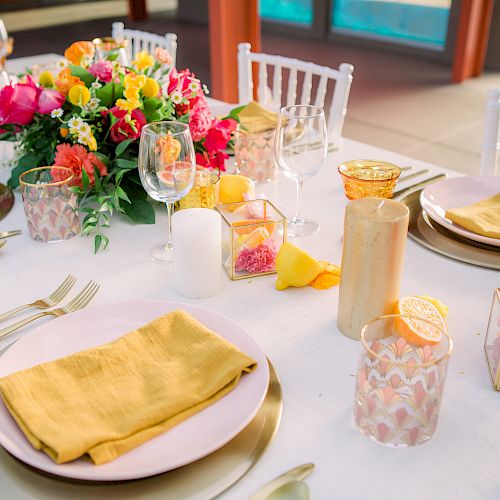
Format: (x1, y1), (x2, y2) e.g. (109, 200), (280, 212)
(0, 310), (257, 465)
(445, 194), (500, 239)
(237, 101), (278, 134)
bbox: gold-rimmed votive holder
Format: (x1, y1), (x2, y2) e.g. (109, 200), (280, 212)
(484, 289), (500, 390)
(215, 199), (286, 280)
(338, 159), (401, 200)
(19, 166), (80, 243)
(177, 167), (220, 210)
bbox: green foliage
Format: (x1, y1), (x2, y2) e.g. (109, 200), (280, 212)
(69, 65), (96, 86)
(96, 82), (125, 107)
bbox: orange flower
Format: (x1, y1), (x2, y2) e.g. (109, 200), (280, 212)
(309, 261), (341, 290)
(64, 41), (95, 66)
(55, 68), (84, 96)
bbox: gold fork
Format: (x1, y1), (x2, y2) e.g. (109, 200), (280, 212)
(0, 281), (100, 340)
(0, 274), (77, 323)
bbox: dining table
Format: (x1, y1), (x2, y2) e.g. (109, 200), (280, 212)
(0, 54), (499, 500)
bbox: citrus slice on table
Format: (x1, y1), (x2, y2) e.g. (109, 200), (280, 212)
(219, 174), (255, 204)
(395, 296), (447, 346)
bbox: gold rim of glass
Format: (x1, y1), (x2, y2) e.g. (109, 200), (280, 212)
(280, 104), (324, 119)
(141, 121), (190, 138)
(360, 313), (453, 367)
(338, 160), (402, 183)
(19, 166), (74, 188)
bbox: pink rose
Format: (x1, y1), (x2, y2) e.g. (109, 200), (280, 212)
(204, 118), (237, 152)
(107, 106), (146, 143)
(88, 60), (114, 83)
(0, 76), (41, 126)
(37, 88), (65, 115)
(155, 47), (173, 66)
(189, 99), (214, 141)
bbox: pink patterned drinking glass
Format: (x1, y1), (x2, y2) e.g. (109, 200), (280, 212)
(19, 166), (80, 243)
(353, 314), (453, 447)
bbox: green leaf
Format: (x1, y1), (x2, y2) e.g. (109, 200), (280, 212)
(123, 197), (155, 224)
(143, 97), (162, 122)
(81, 167), (90, 190)
(115, 138), (133, 158)
(7, 154), (39, 189)
(115, 158), (137, 170)
(92, 151), (111, 168)
(94, 234), (102, 253)
(115, 185), (131, 203)
(69, 65), (96, 86)
(96, 82), (124, 107)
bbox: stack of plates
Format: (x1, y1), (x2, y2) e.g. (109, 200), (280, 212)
(400, 176), (500, 270)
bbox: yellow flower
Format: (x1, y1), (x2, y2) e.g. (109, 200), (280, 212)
(142, 77), (160, 98)
(68, 85), (91, 106)
(39, 71), (55, 88)
(124, 73), (146, 88)
(124, 86), (140, 100)
(132, 51), (154, 71)
(116, 98), (140, 112)
(86, 135), (97, 151)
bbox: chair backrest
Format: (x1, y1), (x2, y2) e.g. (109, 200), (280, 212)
(480, 89), (500, 176)
(111, 22), (177, 67)
(237, 42), (354, 146)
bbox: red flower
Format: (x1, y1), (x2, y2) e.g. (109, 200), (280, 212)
(195, 150), (229, 172)
(189, 99), (214, 141)
(204, 118), (237, 152)
(0, 76), (41, 126)
(107, 107), (147, 143)
(53, 143), (107, 187)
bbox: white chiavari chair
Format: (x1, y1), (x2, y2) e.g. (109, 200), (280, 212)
(480, 89), (500, 176)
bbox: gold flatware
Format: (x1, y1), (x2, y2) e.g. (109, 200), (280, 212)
(0, 274), (77, 323)
(393, 173), (447, 199)
(398, 169), (429, 183)
(0, 240), (5, 249)
(0, 229), (21, 239)
(0, 182), (14, 221)
(250, 463), (315, 500)
(0, 280), (100, 340)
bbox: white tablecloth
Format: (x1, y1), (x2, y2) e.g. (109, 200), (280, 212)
(0, 55), (499, 500)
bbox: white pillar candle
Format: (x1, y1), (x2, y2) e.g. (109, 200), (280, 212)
(172, 208), (222, 298)
(337, 198), (409, 340)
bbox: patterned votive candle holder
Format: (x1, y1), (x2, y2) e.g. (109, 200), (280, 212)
(484, 289), (500, 390)
(338, 160), (401, 200)
(354, 314), (453, 447)
(177, 167), (220, 210)
(215, 199), (286, 280)
(234, 127), (278, 183)
(19, 166), (80, 243)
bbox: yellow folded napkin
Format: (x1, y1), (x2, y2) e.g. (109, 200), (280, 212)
(0, 310), (257, 465)
(237, 101), (278, 134)
(445, 194), (500, 239)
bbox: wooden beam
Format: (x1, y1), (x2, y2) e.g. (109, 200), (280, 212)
(128, 0), (148, 21)
(208, 0), (261, 102)
(452, 0), (494, 83)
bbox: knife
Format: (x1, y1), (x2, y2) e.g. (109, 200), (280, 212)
(393, 173), (447, 199)
(0, 229), (21, 239)
(250, 463), (315, 500)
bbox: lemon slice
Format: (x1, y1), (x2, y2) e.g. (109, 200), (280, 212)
(219, 174), (255, 204)
(395, 296), (446, 346)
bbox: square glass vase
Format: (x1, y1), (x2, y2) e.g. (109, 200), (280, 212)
(484, 289), (500, 390)
(215, 199), (286, 280)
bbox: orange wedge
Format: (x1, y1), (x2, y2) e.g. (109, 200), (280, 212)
(395, 296), (446, 346)
(232, 218), (276, 236)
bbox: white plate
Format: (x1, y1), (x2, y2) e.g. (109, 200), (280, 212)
(420, 175), (500, 247)
(0, 301), (269, 482)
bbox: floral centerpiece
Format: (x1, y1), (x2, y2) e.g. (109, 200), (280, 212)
(0, 41), (237, 251)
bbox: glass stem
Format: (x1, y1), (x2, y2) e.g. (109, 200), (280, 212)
(293, 179), (305, 224)
(165, 202), (173, 251)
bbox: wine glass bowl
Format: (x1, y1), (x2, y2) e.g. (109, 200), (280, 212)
(138, 121), (196, 262)
(275, 105), (327, 237)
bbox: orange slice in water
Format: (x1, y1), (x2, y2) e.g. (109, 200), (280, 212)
(395, 296), (446, 346)
(231, 218), (276, 236)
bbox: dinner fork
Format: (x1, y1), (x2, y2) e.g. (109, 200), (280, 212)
(0, 274), (77, 323)
(0, 281), (99, 340)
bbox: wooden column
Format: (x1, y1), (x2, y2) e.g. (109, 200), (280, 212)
(208, 0), (261, 102)
(452, 0), (494, 82)
(128, 0), (148, 21)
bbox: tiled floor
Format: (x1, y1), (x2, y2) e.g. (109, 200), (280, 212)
(4, 6), (500, 175)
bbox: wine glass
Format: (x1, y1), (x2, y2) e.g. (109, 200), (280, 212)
(0, 20), (12, 86)
(138, 121), (196, 262)
(275, 105), (327, 237)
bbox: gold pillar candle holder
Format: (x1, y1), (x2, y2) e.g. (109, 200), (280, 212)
(177, 167), (220, 210)
(484, 289), (500, 390)
(338, 160), (401, 200)
(215, 199), (286, 280)
(234, 127), (278, 183)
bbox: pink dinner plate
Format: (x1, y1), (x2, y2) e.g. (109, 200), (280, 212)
(420, 175), (500, 247)
(0, 301), (269, 481)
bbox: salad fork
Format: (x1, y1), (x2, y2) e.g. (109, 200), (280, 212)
(0, 281), (99, 340)
(0, 274), (77, 322)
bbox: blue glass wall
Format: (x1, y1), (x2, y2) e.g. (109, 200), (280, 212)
(260, 0), (313, 25)
(331, 0), (451, 48)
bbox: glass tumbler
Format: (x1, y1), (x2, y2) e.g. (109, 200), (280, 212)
(19, 166), (80, 242)
(234, 127), (278, 183)
(353, 314), (453, 447)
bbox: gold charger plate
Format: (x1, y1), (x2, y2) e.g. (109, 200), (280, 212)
(0, 360), (282, 499)
(402, 189), (500, 270)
